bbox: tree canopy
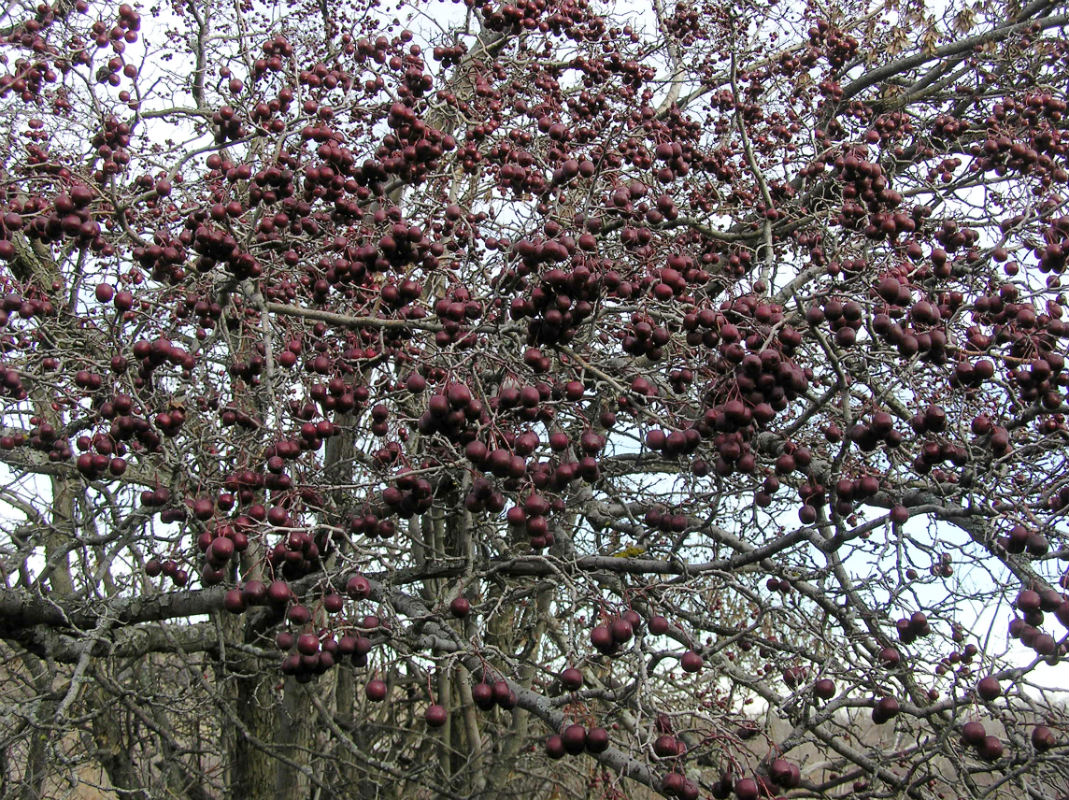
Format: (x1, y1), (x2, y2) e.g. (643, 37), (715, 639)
(0, 0), (1068, 798)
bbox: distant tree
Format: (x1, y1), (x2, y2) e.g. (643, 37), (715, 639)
(0, 0), (1068, 798)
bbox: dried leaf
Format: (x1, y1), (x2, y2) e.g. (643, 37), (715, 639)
(954, 9), (975, 34)
(886, 27), (908, 56)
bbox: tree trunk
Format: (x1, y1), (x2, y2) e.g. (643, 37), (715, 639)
(17, 653), (54, 800)
(89, 685), (149, 800)
(229, 671), (279, 800)
(275, 679), (314, 798)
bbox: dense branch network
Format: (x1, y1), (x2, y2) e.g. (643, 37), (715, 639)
(0, 0), (1068, 798)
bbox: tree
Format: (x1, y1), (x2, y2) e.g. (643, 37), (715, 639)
(0, 0), (1068, 796)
